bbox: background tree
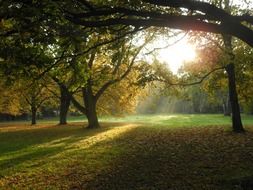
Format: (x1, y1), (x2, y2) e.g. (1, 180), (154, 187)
(66, 32), (152, 128)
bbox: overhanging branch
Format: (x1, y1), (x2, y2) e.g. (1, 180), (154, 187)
(65, 0), (253, 47)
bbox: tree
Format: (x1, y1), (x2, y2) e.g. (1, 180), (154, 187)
(51, 76), (75, 125)
(67, 34), (150, 128)
(62, 0), (253, 132)
(20, 78), (54, 125)
(219, 0), (244, 132)
(223, 35), (244, 132)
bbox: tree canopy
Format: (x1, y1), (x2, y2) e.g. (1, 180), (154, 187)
(65, 0), (253, 47)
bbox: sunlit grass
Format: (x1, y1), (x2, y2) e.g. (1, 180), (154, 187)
(100, 114), (253, 128)
(2, 114), (253, 128)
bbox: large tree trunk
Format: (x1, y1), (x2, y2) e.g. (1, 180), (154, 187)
(66, 84), (100, 129)
(223, 34), (245, 133)
(86, 100), (100, 129)
(83, 81), (100, 129)
(59, 84), (71, 125)
(225, 63), (244, 133)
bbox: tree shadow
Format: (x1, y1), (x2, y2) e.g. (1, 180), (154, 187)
(79, 126), (253, 190)
(0, 123), (118, 176)
(0, 123), (111, 154)
(0, 147), (64, 172)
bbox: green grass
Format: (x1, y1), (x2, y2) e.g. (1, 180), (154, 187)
(3, 114), (253, 127)
(100, 114), (253, 127)
(1, 114), (253, 189)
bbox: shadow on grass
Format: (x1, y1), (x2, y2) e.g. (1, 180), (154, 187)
(0, 147), (64, 172)
(79, 126), (253, 190)
(0, 124), (108, 154)
(0, 123), (116, 175)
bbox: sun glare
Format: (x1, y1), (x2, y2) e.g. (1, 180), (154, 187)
(158, 39), (196, 74)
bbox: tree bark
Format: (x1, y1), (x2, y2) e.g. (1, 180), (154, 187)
(60, 83), (100, 129)
(31, 105), (37, 125)
(86, 100), (100, 129)
(59, 84), (71, 125)
(225, 63), (244, 132)
(83, 81), (100, 129)
(223, 34), (245, 132)
(30, 93), (37, 125)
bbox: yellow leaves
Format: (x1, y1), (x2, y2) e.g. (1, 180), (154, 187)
(0, 19), (13, 30)
(0, 85), (22, 115)
(97, 71), (143, 115)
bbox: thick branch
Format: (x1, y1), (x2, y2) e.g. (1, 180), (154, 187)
(76, 0), (95, 11)
(67, 16), (253, 47)
(144, 0), (229, 19)
(66, 0), (253, 47)
(51, 76), (87, 114)
(71, 96), (87, 114)
(146, 0), (252, 24)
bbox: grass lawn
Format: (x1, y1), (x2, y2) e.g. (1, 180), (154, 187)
(0, 114), (253, 189)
